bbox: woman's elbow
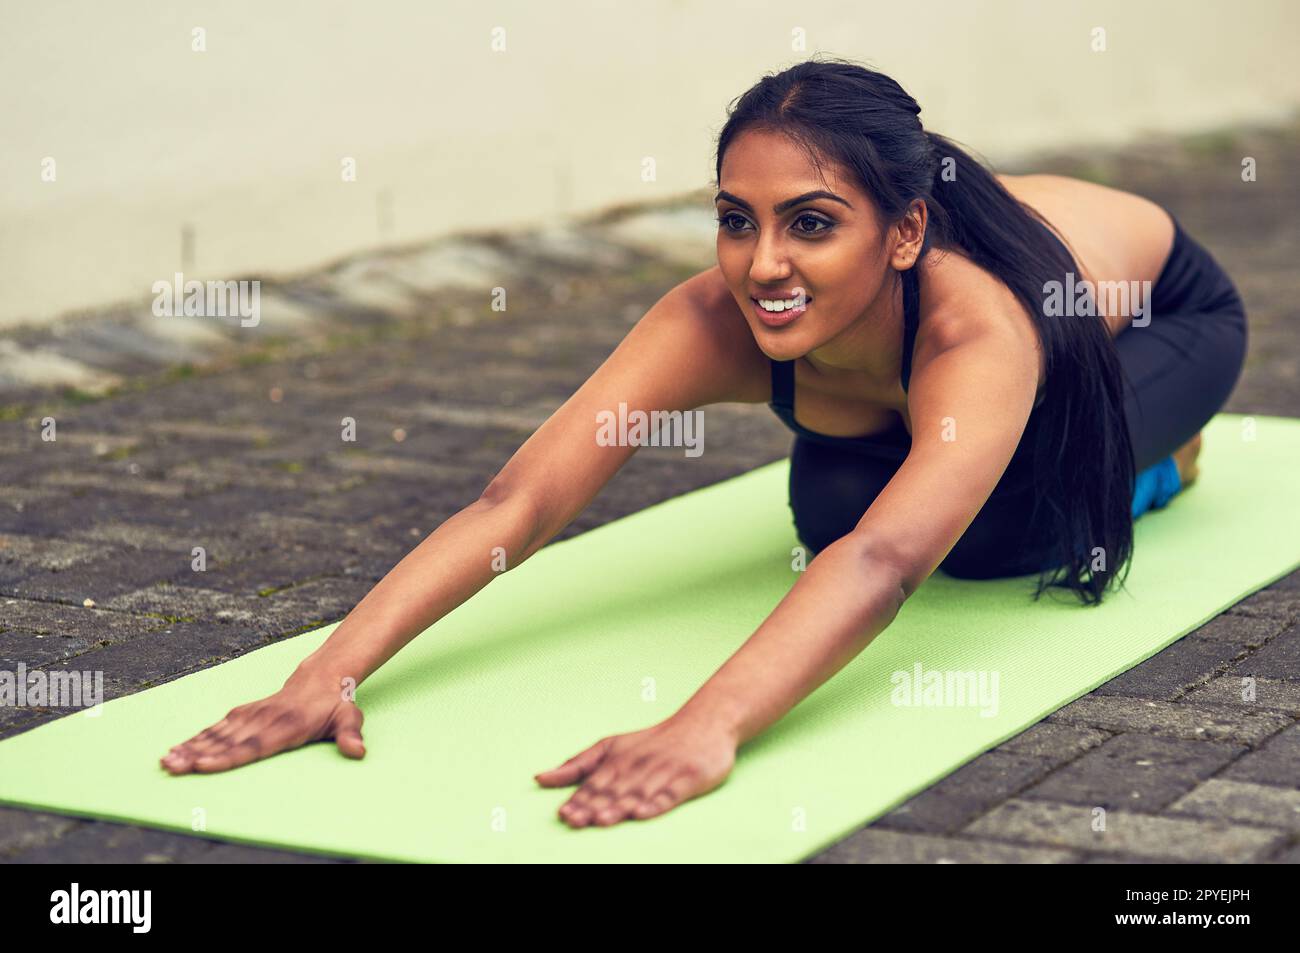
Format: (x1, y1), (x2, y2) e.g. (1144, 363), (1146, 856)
(827, 533), (914, 609)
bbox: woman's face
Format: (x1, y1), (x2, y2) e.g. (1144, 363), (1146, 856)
(715, 127), (920, 368)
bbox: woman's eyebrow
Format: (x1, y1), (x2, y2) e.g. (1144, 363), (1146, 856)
(713, 189), (853, 213)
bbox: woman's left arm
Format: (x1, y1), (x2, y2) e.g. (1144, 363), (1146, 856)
(537, 300), (1042, 827)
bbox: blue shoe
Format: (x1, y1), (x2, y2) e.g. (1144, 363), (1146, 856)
(1132, 455), (1182, 519)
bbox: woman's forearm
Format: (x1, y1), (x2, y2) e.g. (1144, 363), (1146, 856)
(291, 491), (544, 688)
(675, 534), (908, 747)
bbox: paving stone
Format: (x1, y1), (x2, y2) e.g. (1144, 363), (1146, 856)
(1263, 839), (1300, 863)
(809, 828), (1079, 864)
(0, 805), (83, 858)
(1045, 694), (1291, 745)
(108, 576), (358, 634)
(1090, 636), (1248, 700)
(404, 400), (554, 434)
(26, 618), (307, 707)
(1081, 852), (1189, 863)
(1, 490), (180, 537)
(3, 548), (196, 603)
(7, 820), (217, 863)
(252, 576), (368, 621)
(1187, 612), (1291, 647)
(104, 584), (306, 631)
(70, 486), (319, 534)
(188, 842), (353, 864)
(144, 420), (275, 443)
(871, 751), (1056, 834)
(48, 431), (143, 453)
(0, 535), (102, 585)
(325, 451), (488, 482)
(1182, 674), (1300, 715)
(0, 704), (57, 740)
(2, 626), (134, 668)
(212, 513), (408, 571)
(64, 520), (214, 552)
(173, 549), (346, 596)
(1019, 732), (1245, 811)
(154, 512), (355, 556)
(1267, 569), (1300, 592)
(161, 457), (370, 497)
(0, 487), (65, 534)
(1226, 587), (1300, 626)
(964, 798), (1286, 862)
(1229, 626), (1300, 682)
(42, 471), (188, 498)
(65, 521), (259, 571)
(1167, 778), (1300, 831)
(992, 722), (1113, 763)
(282, 476), (481, 526)
(1218, 723), (1300, 788)
(0, 597), (166, 635)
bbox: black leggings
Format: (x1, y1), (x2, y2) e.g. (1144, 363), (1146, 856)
(788, 219), (1249, 579)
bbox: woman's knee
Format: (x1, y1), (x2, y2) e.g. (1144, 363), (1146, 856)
(1191, 300), (1248, 415)
(1121, 304), (1248, 469)
(1217, 299), (1249, 404)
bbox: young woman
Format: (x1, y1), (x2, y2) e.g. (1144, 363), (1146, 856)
(160, 58), (1248, 830)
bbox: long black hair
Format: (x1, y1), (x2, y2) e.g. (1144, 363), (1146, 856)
(715, 55), (1136, 606)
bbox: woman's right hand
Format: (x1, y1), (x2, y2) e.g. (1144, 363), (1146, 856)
(159, 668), (365, 775)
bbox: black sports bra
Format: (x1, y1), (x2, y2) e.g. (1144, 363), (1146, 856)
(766, 267), (918, 451)
(768, 223), (1070, 453)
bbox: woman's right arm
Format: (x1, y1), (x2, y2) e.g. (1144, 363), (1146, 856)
(161, 265), (765, 774)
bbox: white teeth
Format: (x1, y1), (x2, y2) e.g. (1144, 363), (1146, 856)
(757, 297), (807, 312)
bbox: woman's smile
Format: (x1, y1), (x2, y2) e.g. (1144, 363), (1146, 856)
(750, 294), (813, 327)
(754, 295), (811, 325)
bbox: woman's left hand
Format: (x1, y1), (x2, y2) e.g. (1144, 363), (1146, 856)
(534, 716), (737, 827)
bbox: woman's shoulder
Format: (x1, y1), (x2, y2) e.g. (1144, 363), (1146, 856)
(672, 265), (773, 402)
(915, 245), (1048, 401)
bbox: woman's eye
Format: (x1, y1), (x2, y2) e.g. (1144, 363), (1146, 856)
(716, 211), (747, 232)
(794, 213), (831, 234)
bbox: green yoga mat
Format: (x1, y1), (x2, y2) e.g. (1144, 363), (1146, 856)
(1, 412), (1297, 862)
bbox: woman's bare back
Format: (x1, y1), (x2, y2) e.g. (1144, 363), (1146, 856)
(1002, 172), (1177, 336)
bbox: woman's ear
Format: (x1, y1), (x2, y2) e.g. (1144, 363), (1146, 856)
(889, 204), (930, 271)
(892, 199), (928, 270)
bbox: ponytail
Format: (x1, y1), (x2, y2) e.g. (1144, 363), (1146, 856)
(925, 129), (1137, 604)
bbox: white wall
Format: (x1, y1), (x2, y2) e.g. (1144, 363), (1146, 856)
(2, 0), (1296, 327)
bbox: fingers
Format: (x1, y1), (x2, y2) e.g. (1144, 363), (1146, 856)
(167, 719), (229, 755)
(559, 765), (696, 828)
(162, 705), (259, 772)
(533, 737), (612, 787)
(190, 735), (268, 773)
(161, 721), (234, 774)
(632, 776), (696, 820)
(560, 758), (656, 826)
(163, 722), (262, 775)
(333, 704), (366, 759)
(161, 706), (313, 775)
(562, 781), (639, 827)
(631, 789), (679, 820)
(591, 792), (643, 826)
